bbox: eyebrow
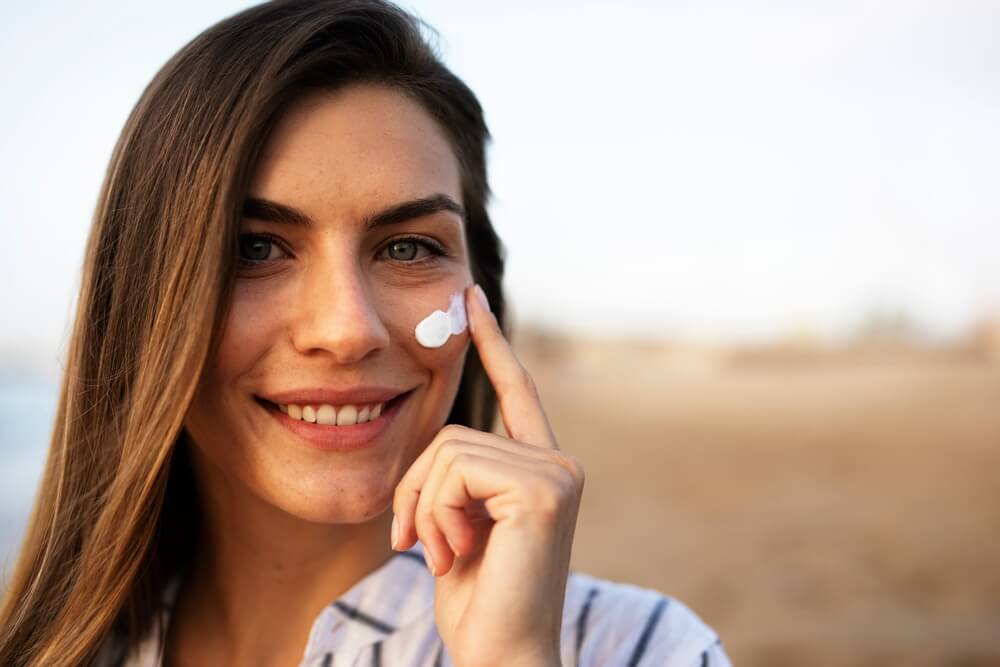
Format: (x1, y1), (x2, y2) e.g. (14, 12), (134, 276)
(242, 193), (465, 229)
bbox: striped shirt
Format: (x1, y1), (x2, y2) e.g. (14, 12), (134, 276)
(94, 541), (732, 666)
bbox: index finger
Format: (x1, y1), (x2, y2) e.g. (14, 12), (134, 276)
(465, 283), (556, 448)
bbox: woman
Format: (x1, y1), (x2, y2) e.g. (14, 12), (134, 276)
(0, 1), (732, 665)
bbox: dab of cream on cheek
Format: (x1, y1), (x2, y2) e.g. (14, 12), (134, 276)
(415, 291), (468, 348)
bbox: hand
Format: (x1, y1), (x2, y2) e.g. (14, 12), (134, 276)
(391, 283), (584, 667)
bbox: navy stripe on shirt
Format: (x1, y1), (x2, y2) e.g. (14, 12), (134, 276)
(626, 597), (669, 667)
(321, 652), (333, 667)
(702, 638), (723, 666)
(575, 586), (600, 663)
(332, 601), (396, 634)
(372, 640), (383, 667)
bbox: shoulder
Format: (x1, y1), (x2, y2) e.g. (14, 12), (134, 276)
(90, 577), (179, 667)
(560, 571), (732, 666)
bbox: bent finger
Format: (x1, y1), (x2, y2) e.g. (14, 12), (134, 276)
(393, 425), (506, 551)
(414, 439), (539, 574)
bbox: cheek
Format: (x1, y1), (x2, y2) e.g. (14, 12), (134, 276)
(378, 282), (470, 370)
(405, 328), (470, 381)
(212, 295), (274, 377)
(186, 286), (282, 433)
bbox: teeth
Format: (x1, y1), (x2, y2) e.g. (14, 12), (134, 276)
(316, 404), (337, 425)
(277, 401), (386, 425)
(337, 405), (358, 426)
(302, 405), (317, 423)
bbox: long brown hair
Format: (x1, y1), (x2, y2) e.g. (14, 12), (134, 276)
(0, 2), (505, 664)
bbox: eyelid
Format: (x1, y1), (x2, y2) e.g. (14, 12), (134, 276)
(379, 234), (450, 260)
(235, 232), (450, 276)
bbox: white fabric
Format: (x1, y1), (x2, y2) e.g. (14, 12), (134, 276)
(97, 541), (732, 666)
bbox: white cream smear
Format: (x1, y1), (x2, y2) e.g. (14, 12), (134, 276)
(415, 291), (468, 348)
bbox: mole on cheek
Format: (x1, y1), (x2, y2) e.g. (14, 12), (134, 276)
(414, 291), (467, 348)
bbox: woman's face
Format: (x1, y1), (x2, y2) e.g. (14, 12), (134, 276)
(185, 84), (472, 524)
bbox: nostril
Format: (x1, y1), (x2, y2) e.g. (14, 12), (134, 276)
(289, 303), (391, 361)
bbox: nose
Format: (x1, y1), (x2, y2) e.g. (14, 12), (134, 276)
(289, 258), (390, 364)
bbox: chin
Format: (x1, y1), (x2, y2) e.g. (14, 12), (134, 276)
(272, 471), (398, 525)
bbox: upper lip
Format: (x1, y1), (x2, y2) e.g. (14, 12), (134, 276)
(259, 386), (412, 406)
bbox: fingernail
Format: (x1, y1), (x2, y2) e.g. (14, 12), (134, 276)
(424, 549), (437, 576)
(390, 514), (399, 550)
(446, 536), (461, 558)
(474, 284), (490, 312)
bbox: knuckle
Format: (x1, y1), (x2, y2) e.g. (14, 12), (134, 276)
(438, 424), (470, 442)
(534, 493), (562, 518)
(559, 452), (586, 486)
(431, 502), (457, 527)
(527, 476), (566, 516)
(519, 367), (539, 395)
(446, 451), (475, 472)
(414, 501), (436, 530)
(435, 439), (463, 463)
(540, 453), (580, 488)
(496, 366), (538, 399)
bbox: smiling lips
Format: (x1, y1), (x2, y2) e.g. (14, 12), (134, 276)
(260, 388), (410, 451)
(279, 401), (384, 426)
(259, 386), (408, 429)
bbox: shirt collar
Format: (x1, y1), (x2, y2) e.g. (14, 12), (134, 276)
(301, 541), (434, 664)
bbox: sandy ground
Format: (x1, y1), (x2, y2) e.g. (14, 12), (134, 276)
(513, 331), (1000, 666)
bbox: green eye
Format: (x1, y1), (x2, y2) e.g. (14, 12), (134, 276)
(378, 236), (448, 264)
(387, 240), (420, 261)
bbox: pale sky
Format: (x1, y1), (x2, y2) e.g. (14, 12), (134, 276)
(2, 1), (999, 377)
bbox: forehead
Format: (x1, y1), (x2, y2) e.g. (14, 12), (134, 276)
(249, 83), (463, 218)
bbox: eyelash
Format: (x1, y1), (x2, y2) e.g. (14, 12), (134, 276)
(379, 235), (450, 262)
(235, 233), (450, 270)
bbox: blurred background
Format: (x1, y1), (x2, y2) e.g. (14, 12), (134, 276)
(2, 1), (999, 664)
